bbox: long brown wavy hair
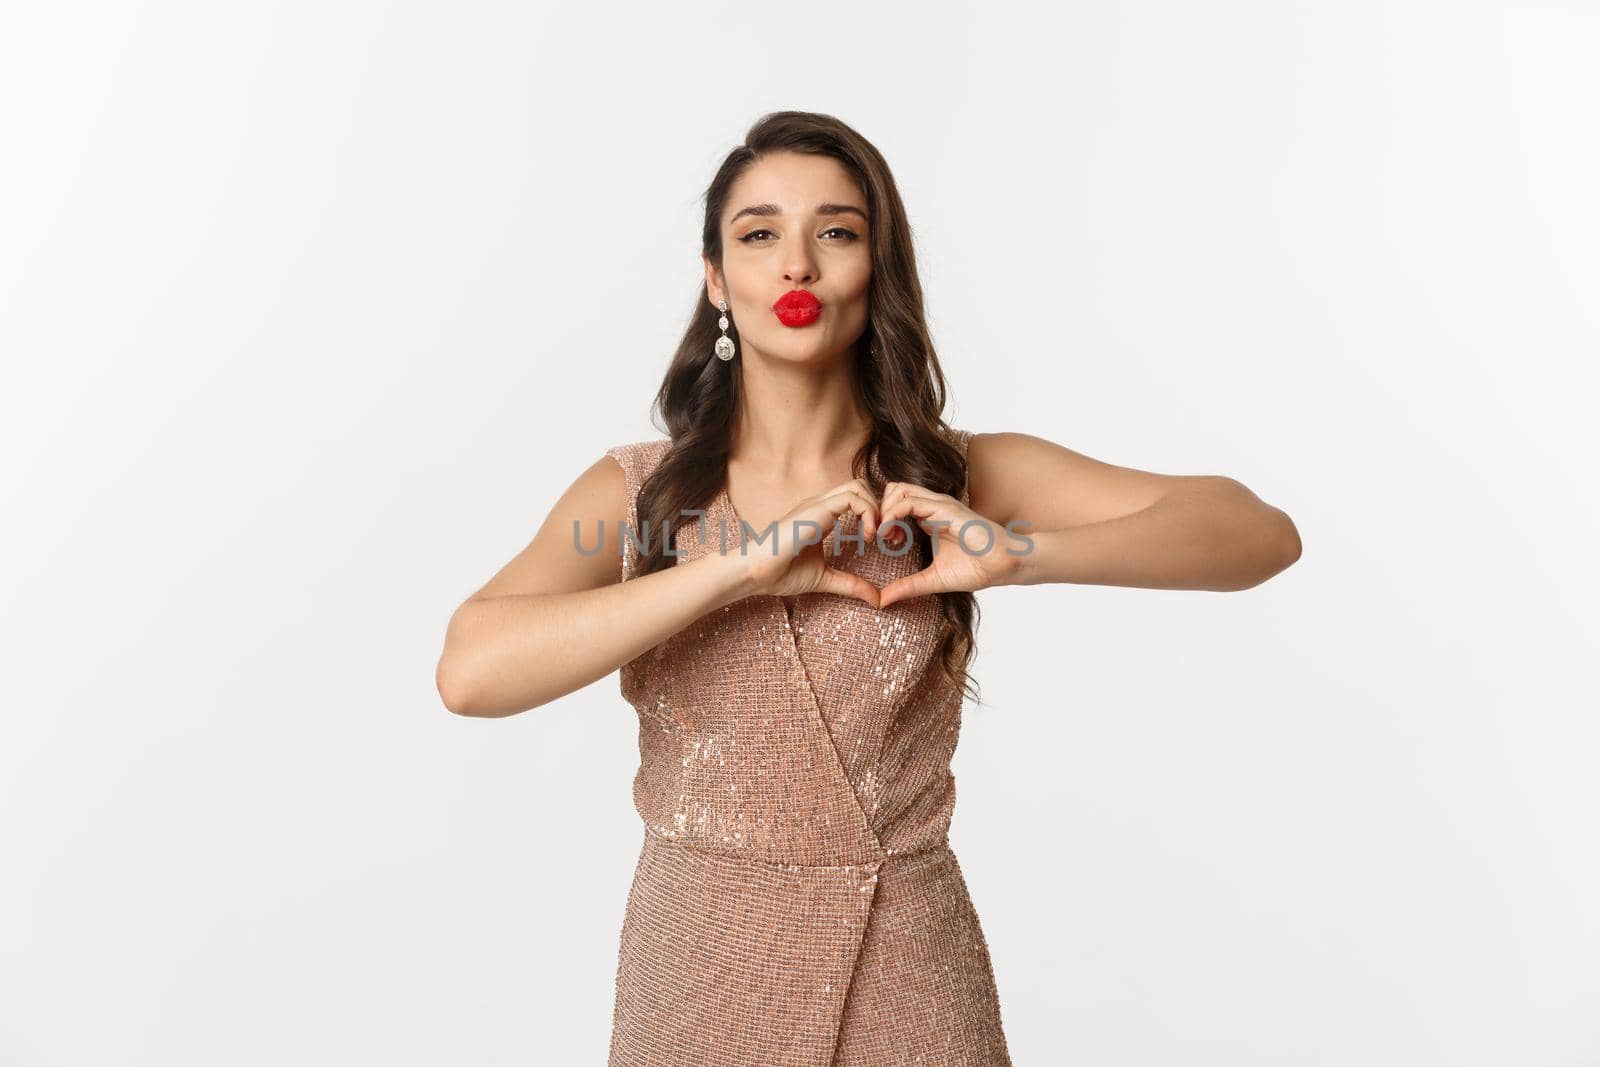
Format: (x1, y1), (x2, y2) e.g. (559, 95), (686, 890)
(631, 110), (982, 707)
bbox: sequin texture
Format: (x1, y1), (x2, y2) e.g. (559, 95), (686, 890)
(602, 428), (1010, 1066)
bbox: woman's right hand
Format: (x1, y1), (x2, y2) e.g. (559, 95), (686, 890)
(729, 478), (886, 606)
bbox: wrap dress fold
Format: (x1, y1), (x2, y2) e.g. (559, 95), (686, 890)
(602, 427), (1011, 1066)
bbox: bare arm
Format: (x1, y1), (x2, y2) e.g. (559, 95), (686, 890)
(968, 432), (1302, 593)
(434, 455), (758, 717)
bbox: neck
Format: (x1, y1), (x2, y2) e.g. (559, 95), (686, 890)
(730, 347), (872, 476)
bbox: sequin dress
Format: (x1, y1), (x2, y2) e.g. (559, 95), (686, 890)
(602, 427), (1011, 1066)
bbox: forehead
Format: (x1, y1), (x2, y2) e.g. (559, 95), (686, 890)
(723, 151), (866, 223)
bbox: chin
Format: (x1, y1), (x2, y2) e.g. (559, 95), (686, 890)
(771, 330), (845, 355)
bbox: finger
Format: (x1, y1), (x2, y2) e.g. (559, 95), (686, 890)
(812, 564), (882, 608)
(884, 484), (949, 508)
(880, 484), (952, 529)
(829, 489), (880, 542)
(877, 566), (947, 610)
(823, 478), (883, 541)
(798, 489), (880, 546)
(785, 490), (867, 543)
(879, 481), (910, 515)
(877, 488), (911, 548)
(880, 480), (940, 509)
(880, 492), (958, 536)
(878, 482), (943, 546)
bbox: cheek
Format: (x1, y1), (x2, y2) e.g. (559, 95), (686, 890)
(844, 259), (872, 301)
(830, 263), (870, 305)
(843, 280), (872, 312)
(720, 264), (759, 308)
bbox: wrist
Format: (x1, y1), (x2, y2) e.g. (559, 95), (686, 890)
(995, 528), (1041, 587)
(703, 545), (768, 603)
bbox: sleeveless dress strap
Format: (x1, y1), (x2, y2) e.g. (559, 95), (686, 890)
(603, 439), (670, 582)
(947, 426), (975, 508)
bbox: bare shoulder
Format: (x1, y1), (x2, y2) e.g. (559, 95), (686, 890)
(966, 430), (1205, 531)
(465, 451), (631, 602)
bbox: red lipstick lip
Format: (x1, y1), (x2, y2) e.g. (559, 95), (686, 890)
(772, 289), (823, 327)
(772, 289), (822, 312)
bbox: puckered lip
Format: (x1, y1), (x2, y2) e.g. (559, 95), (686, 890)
(772, 289), (823, 312)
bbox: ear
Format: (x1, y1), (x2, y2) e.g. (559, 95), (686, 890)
(702, 253), (724, 307)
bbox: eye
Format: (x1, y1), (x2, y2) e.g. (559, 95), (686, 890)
(737, 227), (861, 244)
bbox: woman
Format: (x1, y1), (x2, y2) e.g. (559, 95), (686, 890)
(435, 111), (1301, 1066)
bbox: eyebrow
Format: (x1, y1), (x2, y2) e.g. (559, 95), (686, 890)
(727, 202), (869, 225)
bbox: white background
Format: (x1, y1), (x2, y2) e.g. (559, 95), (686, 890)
(3, 2), (1597, 1064)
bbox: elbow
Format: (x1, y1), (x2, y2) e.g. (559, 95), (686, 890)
(437, 654), (545, 717)
(1218, 498), (1302, 591)
(1240, 510), (1301, 589)
(1275, 512), (1303, 569)
(1208, 481), (1302, 589)
(436, 654), (483, 717)
(437, 600), (490, 716)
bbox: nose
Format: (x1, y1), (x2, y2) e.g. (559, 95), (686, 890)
(783, 245), (817, 286)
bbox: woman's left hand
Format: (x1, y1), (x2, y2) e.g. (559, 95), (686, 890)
(875, 481), (1023, 609)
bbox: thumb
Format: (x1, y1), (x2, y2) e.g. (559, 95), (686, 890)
(813, 565), (882, 608)
(877, 567), (945, 610)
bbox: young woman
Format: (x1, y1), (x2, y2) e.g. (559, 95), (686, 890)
(435, 110), (1301, 1066)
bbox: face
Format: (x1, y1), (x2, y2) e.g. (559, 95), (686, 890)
(704, 151), (872, 366)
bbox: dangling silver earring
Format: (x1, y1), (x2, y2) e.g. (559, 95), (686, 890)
(714, 299), (736, 362)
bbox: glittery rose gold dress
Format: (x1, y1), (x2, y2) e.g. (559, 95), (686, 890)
(602, 428), (1011, 1066)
